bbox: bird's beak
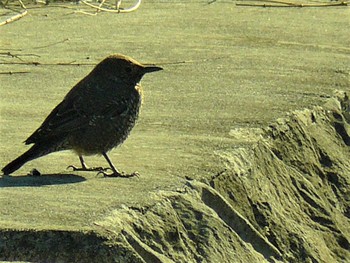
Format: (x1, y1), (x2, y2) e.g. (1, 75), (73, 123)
(142, 65), (163, 74)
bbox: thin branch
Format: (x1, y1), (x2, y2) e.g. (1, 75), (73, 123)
(1, 0), (9, 7)
(253, 0), (300, 6)
(74, 10), (98, 16)
(81, 0), (142, 13)
(236, 1), (348, 7)
(0, 9), (27, 26)
(0, 61), (95, 66)
(0, 56), (228, 67)
(17, 0), (26, 9)
(148, 56), (229, 66)
(33, 38), (70, 49)
(0, 51), (41, 60)
(0, 71), (30, 75)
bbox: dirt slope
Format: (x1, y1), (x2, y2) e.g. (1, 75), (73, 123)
(1, 92), (349, 262)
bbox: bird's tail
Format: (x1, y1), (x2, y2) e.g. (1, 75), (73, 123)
(2, 144), (47, 175)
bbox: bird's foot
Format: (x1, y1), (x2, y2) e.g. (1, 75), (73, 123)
(98, 170), (140, 178)
(67, 165), (110, 172)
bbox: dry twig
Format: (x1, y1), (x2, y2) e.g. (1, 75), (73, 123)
(0, 71), (30, 75)
(0, 61), (95, 66)
(0, 9), (27, 26)
(0, 0), (28, 26)
(80, 0), (142, 14)
(236, 0), (348, 7)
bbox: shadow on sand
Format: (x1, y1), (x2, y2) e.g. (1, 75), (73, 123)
(0, 173), (86, 187)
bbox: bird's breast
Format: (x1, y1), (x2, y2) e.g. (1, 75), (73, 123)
(135, 84), (143, 104)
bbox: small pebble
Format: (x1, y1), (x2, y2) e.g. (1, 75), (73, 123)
(28, 168), (41, 177)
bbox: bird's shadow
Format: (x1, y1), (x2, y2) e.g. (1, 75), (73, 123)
(0, 173), (86, 188)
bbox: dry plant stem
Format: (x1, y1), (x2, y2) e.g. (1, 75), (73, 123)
(97, 0), (106, 13)
(31, 4), (78, 9)
(0, 61), (96, 66)
(0, 9), (27, 26)
(257, 0), (300, 6)
(0, 71), (30, 75)
(74, 10), (97, 15)
(17, 0), (26, 9)
(0, 56), (226, 67)
(1, 0), (10, 6)
(81, 0), (141, 13)
(0, 0), (27, 26)
(0, 52), (40, 58)
(33, 38), (69, 49)
(236, 1), (348, 7)
(116, 0), (121, 10)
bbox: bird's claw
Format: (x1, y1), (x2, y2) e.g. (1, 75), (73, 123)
(67, 165), (110, 172)
(67, 165), (79, 171)
(97, 170), (140, 178)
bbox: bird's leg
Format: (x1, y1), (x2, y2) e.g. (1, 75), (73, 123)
(67, 156), (109, 172)
(79, 155), (88, 170)
(99, 152), (138, 178)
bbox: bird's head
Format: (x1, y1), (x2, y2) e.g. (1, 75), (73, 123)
(94, 54), (163, 85)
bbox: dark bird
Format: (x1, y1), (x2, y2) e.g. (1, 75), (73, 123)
(2, 54), (163, 177)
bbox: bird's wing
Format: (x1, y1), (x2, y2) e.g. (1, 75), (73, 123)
(25, 96), (89, 145)
(99, 98), (130, 119)
(25, 79), (131, 145)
